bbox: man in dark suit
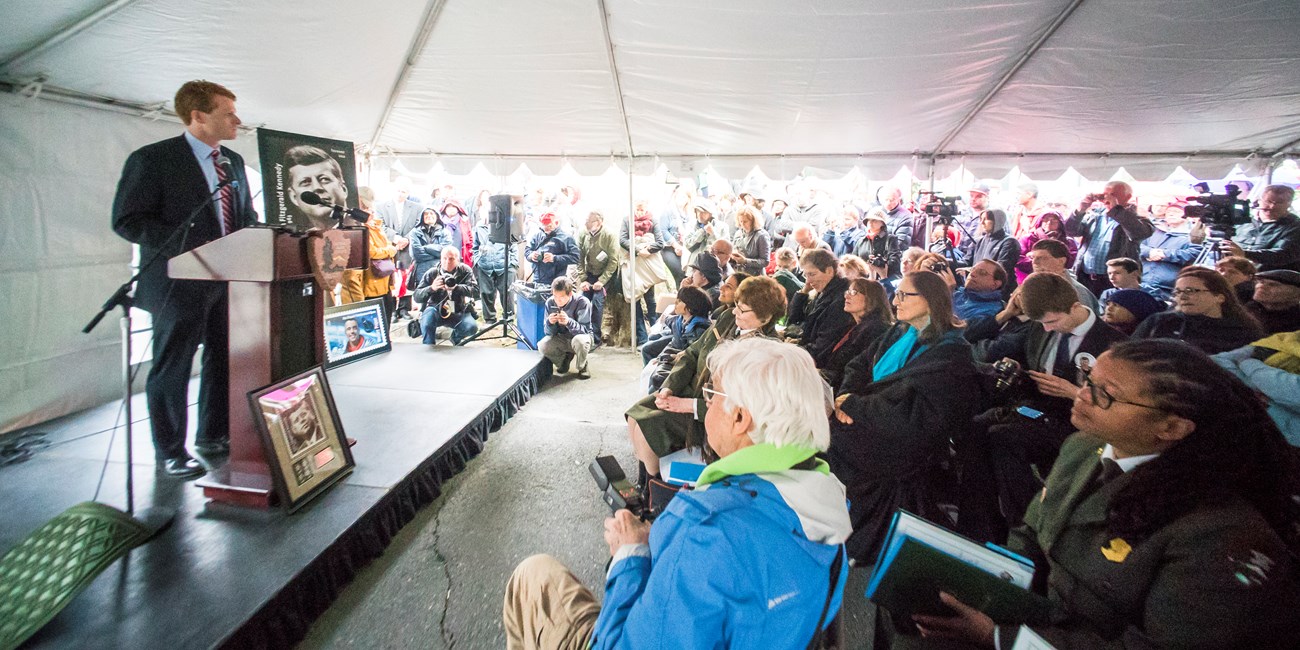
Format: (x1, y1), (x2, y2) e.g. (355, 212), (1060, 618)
(958, 272), (1129, 542)
(787, 248), (854, 368)
(111, 80), (257, 478)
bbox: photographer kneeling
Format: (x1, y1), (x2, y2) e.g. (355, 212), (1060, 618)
(414, 247), (479, 345)
(504, 338), (851, 650)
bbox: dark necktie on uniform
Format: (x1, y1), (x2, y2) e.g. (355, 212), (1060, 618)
(1098, 457), (1124, 484)
(1052, 332), (1074, 378)
(211, 149), (235, 236)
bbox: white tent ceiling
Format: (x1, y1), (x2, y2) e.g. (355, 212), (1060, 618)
(3, 0), (1300, 178)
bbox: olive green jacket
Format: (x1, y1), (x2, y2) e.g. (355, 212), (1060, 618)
(576, 227), (621, 286)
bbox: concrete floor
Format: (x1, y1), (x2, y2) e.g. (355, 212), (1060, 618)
(299, 345), (646, 649)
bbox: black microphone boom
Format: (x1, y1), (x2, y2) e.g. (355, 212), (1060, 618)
(298, 191), (369, 223)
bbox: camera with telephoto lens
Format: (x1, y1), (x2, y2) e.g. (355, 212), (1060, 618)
(1184, 182), (1251, 240)
(868, 254), (889, 268)
(919, 193), (961, 226)
(991, 358), (1025, 392)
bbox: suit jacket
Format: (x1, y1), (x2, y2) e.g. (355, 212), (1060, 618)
(112, 135), (256, 312)
(1005, 433), (1300, 648)
(378, 197), (426, 268)
(1022, 316), (1128, 416)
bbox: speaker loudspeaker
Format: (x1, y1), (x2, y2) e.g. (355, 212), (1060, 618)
(488, 194), (523, 244)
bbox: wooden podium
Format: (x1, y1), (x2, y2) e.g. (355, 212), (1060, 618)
(168, 227), (367, 508)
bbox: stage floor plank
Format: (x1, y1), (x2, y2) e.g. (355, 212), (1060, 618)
(0, 345), (544, 650)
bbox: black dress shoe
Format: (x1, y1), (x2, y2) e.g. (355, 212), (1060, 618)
(194, 439), (229, 456)
(160, 456), (205, 479)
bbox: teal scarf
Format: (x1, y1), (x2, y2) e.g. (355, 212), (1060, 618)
(873, 325), (925, 381)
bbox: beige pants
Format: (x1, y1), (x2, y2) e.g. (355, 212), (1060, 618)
(503, 554), (600, 650)
(539, 334), (592, 370)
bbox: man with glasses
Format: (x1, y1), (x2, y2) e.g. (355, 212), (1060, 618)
(958, 272), (1128, 542)
(1221, 184), (1300, 272)
(787, 249), (854, 368)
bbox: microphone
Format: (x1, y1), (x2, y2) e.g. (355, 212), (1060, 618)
(214, 154), (239, 189)
(299, 191), (370, 223)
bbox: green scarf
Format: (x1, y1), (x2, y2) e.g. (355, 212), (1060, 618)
(695, 443), (829, 487)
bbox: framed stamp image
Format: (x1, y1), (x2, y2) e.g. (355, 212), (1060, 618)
(248, 367), (355, 513)
(324, 298), (390, 367)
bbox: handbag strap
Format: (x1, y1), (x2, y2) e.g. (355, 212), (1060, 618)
(806, 545), (845, 650)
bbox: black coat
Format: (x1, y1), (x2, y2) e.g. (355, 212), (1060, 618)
(1019, 317), (1130, 417)
(788, 275), (856, 368)
(1134, 311), (1264, 355)
(829, 327), (988, 560)
(111, 135), (257, 312)
(821, 317), (891, 392)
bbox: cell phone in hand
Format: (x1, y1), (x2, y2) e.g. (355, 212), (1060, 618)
(1016, 406), (1045, 420)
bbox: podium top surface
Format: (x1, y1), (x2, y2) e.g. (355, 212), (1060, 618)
(168, 227), (365, 282)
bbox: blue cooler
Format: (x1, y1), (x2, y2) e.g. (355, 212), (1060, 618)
(514, 282), (551, 350)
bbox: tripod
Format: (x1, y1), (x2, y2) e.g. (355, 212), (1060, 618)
(459, 313), (535, 349)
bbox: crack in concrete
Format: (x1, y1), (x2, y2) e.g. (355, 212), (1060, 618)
(430, 510), (455, 649)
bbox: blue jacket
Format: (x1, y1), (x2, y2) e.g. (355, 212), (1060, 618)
(1140, 226), (1202, 297)
(952, 287), (1004, 322)
(526, 229), (580, 285)
(471, 223), (516, 275)
(544, 293), (592, 337)
(1213, 343), (1300, 446)
(591, 444), (852, 650)
(408, 223), (455, 289)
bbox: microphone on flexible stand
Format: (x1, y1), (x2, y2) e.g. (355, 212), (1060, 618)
(298, 191), (370, 224)
(214, 154), (240, 189)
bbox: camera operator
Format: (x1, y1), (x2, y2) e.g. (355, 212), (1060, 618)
(414, 247), (479, 346)
(1220, 184), (1300, 272)
(957, 272), (1128, 542)
(1066, 181), (1155, 298)
(503, 338), (851, 650)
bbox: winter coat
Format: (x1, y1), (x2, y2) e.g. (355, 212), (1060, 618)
(413, 262), (478, 315)
(788, 275), (856, 368)
(731, 227), (772, 276)
(407, 222), (455, 290)
(577, 227), (621, 285)
(543, 293), (592, 337)
(1213, 342), (1300, 446)
(470, 223), (516, 275)
(821, 316), (891, 392)
(591, 444), (851, 650)
(831, 327), (987, 560)
(971, 210), (1022, 295)
(1140, 227), (1202, 297)
(953, 287), (1005, 322)
(362, 222), (398, 299)
(525, 228), (580, 285)
(1232, 213), (1300, 272)
(853, 232), (901, 279)
(1134, 311), (1264, 355)
(823, 226), (864, 257)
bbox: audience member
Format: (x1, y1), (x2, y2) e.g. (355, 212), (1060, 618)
(1216, 255), (1259, 304)
(918, 341), (1300, 648)
(1066, 181), (1155, 297)
(821, 278), (893, 392)
(953, 260), (1007, 322)
(504, 338), (851, 650)
(624, 276), (784, 478)
(361, 191), (400, 320)
(958, 271), (1128, 542)
(470, 202), (517, 322)
(1097, 257), (1160, 309)
(656, 189), (691, 284)
(969, 209), (1021, 297)
(788, 249), (855, 368)
(378, 177), (424, 320)
(1246, 270), (1300, 334)
(1100, 288), (1165, 336)
(954, 182), (990, 261)
(623, 204), (670, 346)
(789, 222), (832, 260)
(414, 247), (479, 346)
(771, 247), (805, 307)
(1214, 332), (1300, 446)
(577, 210), (620, 348)
(1027, 239), (1099, 312)
(408, 207), (452, 299)
(879, 184), (915, 252)
(525, 211), (579, 285)
(824, 205), (864, 256)
(683, 197), (724, 268)
(1221, 184), (1300, 272)
(682, 254), (723, 307)
(1134, 266), (1263, 354)
(1140, 203), (1202, 300)
(539, 277), (594, 379)
(1015, 211), (1075, 283)
(854, 209), (901, 281)
(729, 206), (771, 276)
(829, 271), (982, 561)
(640, 286), (713, 364)
(1010, 182), (1042, 239)
(838, 254), (871, 281)
(438, 198), (475, 267)
(709, 238), (736, 281)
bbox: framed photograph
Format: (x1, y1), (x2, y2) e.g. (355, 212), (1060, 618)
(324, 298), (390, 367)
(256, 128), (359, 233)
(248, 367), (355, 513)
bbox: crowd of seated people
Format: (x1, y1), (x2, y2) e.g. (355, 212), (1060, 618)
(509, 178), (1300, 649)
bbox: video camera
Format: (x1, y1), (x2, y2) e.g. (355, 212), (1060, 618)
(1184, 182), (1251, 239)
(919, 192), (961, 226)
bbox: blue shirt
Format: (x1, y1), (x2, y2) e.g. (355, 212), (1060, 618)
(183, 130), (227, 232)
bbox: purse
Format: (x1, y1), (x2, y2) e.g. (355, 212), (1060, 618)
(406, 318), (422, 339)
(370, 258), (396, 278)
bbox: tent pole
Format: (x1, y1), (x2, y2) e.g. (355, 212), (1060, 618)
(1, 0), (143, 73)
(368, 0), (450, 150)
(596, 0), (635, 159)
(931, 0), (1089, 154)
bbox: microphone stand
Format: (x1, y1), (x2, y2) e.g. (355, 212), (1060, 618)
(83, 178), (236, 535)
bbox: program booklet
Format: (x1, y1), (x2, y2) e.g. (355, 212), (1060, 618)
(865, 510), (1051, 624)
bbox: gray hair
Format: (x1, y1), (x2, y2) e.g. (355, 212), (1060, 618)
(705, 338), (829, 451)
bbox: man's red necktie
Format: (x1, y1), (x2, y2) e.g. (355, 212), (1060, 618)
(211, 149), (235, 235)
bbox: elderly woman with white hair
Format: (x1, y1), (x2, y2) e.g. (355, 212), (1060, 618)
(504, 338), (852, 650)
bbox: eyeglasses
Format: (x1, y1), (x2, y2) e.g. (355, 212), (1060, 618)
(1171, 287), (1211, 298)
(844, 289), (861, 297)
(733, 304), (754, 315)
(702, 382), (727, 405)
(1081, 371), (1163, 411)
(894, 290), (923, 301)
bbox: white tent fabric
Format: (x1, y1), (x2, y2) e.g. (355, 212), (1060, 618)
(2, 0), (1300, 431)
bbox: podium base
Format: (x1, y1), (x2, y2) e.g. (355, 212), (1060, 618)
(197, 465), (275, 509)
